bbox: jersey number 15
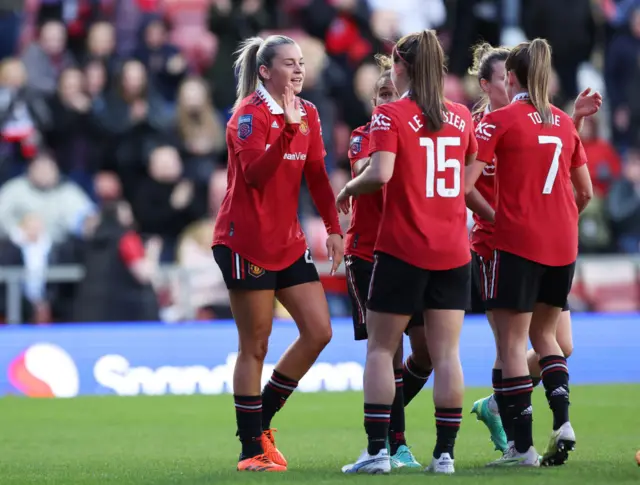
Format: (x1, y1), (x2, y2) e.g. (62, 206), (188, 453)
(420, 137), (461, 198)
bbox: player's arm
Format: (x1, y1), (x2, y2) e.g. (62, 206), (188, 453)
(570, 135), (593, 214)
(466, 188), (495, 223)
(236, 105), (299, 188)
(571, 87), (603, 133)
(304, 106), (343, 236)
(345, 151), (396, 197)
(352, 157), (371, 176)
(304, 159), (343, 236)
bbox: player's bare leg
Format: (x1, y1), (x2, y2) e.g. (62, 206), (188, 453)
(230, 289), (286, 472)
(471, 310), (509, 453)
(342, 310), (409, 474)
(423, 309), (465, 474)
(487, 310), (539, 467)
(529, 304), (575, 466)
(257, 281), (332, 466)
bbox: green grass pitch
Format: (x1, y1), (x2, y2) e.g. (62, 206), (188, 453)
(1, 385), (638, 484)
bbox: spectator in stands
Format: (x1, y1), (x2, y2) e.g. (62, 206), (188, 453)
(43, 67), (102, 194)
(0, 3), (23, 61)
(175, 77), (225, 183)
(206, 0), (272, 113)
(21, 20), (75, 96)
(72, 200), (161, 323)
(605, 5), (640, 149)
(0, 211), (81, 324)
(176, 219), (231, 320)
(581, 116), (622, 197)
(84, 59), (108, 99)
(84, 21), (119, 76)
(607, 147), (640, 252)
(132, 145), (207, 262)
(0, 151), (94, 242)
(93, 59), (173, 197)
(366, 0), (445, 36)
(134, 15), (188, 105)
(0, 58), (44, 183)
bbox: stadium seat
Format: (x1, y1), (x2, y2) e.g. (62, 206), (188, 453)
(579, 259), (640, 312)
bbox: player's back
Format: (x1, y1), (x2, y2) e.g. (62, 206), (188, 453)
(489, 102), (582, 266)
(371, 98), (475, 271)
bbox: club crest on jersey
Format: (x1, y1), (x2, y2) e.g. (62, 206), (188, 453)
(248, 263), (265, 278)
(349, 135), (362, 156)
(238, 114), (253, 140)
(299, 118), (309, 135)
(483, 163), (496, 176)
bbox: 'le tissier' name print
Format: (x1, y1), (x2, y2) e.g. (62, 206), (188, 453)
(409, 112), (466, 133)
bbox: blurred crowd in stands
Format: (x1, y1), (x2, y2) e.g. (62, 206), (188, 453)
(1, 0), (640, 323)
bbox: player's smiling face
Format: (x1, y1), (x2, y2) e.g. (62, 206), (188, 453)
(485, 60), (509, 110)
(373, 77), (399, 107)
(261, 43), (306, 95)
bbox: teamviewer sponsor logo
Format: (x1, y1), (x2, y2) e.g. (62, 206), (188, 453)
(94, 353), (364, 396)
(8, 343), (80, 398)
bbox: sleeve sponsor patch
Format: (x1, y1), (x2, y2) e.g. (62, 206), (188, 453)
(238, 114), (253, 140)
(349, 135), (362, 156)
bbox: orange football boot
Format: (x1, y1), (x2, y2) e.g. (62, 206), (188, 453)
(261, 429), (288, 467)
(237, 453), (286, 472)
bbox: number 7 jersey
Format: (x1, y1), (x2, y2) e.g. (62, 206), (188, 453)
(368, 98), (477, 271)
(476, 100), (587, 267)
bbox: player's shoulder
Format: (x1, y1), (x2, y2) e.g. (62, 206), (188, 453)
(445, 100), (472, 117)
(351, 122), (371, 139)
(300, 98), (318, 116)
(550, 104), (575, 124)
(233, 93), (269, 120)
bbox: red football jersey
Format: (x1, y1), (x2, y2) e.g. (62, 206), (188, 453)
(213, 84), (342, 271)
(368, 97), (477, 270)
(476, 96), (587, 266)
(344, 123), (383, 262)
(470, 109), (497, 259)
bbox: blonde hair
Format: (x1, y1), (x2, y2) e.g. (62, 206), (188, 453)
(232, 35), (296, 112)
(177, 77), (224, 152)
(393, 30), (446, 131)
(505, 38), (553, 124)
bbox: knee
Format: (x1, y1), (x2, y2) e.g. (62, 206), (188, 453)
(303, 320), (332, 350)
(410, 348), (432, 370)
(239, 336), (269, 362)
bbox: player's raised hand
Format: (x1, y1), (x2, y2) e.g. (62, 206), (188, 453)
(336, 186), (352, 214)
(326, 233), (344, 276)
(283, 83), (301, 125)
(574, 87), (603, 119)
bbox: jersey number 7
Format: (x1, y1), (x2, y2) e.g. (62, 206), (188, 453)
(539, 135), (563, 195)
(420, 137), (461, 198)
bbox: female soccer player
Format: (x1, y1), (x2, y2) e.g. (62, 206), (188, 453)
(339, 30), (477, 475)
(465, 42), (602, 458)
(212, 35), (344, 472)
(467, 38), (594, 467)
(344, 55), (432, 470)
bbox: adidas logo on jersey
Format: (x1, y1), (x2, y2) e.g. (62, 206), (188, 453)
(271, 121), (279, 129)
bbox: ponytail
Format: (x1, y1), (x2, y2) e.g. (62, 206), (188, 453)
(231, 35), (297, 113)
(395, 30), (446, 132)
(527, 38), (553, 124)
(232, 37), (264, 113)
(505, 38), (553, 124)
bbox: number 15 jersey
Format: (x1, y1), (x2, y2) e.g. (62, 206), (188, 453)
(369, 98), (477, 271)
